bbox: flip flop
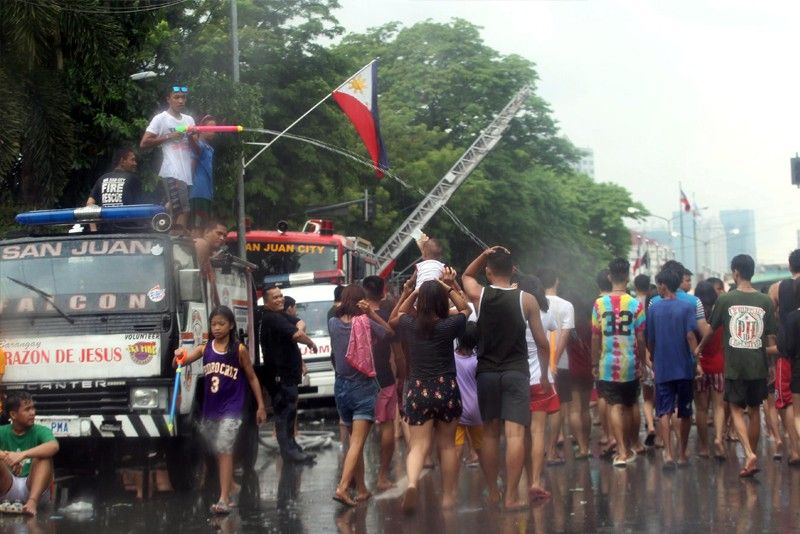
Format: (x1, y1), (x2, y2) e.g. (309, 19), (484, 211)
(676, 459), (690, 468)
(739, 466), (759, 478)
(546, 457), (566, 466)
(612, 456), (627, 468)
(626, 451), (638, 464)
(644, 433), (656, 447)
(662, 460), (677, 471)
(574, 452), (591, 460)
(529, 487), (552, 500)
(210, 501), (231, 515)
(332, 492), (357, 507)
(788, 458), (800, 467)
(502, 501), (529, 513)
(698, 451), (709, 459)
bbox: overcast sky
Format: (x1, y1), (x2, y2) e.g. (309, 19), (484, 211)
(335, 0), (800, 263)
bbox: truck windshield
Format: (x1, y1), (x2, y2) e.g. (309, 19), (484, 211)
(247, 242), (338, 284)
(0, 238), (168, 316)
(294, 300), (333, 338)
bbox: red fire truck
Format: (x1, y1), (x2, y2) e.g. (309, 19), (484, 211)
(232, 219), (380, 291)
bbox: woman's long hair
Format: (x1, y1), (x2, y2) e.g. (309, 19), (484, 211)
(415, 280), (449, 339)
(208, 305), (238, 357)
(336, 285), (367, 318)
(515, 274), (549, 313)
(694, 280), (718, 320)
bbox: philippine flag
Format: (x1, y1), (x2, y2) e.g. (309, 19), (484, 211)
(332, 61), (389, 177)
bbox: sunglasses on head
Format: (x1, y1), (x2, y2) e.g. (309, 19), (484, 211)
(172, 86), (189, 93)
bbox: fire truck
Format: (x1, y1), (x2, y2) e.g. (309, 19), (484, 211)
(234, 219), (378, 400)
(0, 205), (258, 488)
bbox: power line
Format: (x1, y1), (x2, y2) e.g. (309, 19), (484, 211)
(12, 0), (192, 15)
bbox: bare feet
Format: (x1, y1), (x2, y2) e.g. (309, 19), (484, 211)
(376, 479), (396, 492)
(441, 494), (457, 510)
(402, 486), (418, 515)
(697, 447), (709, 458)
(22, 499), (37, 517)
(487, 489), (502, 508)
(714, 440), (726, 459)
(354, 490), (372, 502)
(529, 485), (552, 500)
(333, 487), (357, 507)
(503, 496), (528, 512)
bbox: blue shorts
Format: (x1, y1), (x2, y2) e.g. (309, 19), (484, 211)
(335, 376), (379, 426)
(655, 379), (694, 418)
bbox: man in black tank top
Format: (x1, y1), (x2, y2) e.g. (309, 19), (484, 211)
(463, 247), (550, 511)
(767, 249), (800, 464)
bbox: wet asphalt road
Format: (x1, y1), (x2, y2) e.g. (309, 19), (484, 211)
(2, 408), (800, 533)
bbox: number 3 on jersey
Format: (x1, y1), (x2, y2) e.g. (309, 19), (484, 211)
(602, 310), (633, 336)
(210, 376), (220, 393)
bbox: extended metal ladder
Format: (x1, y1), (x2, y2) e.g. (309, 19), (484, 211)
(376, 84), (533, 275)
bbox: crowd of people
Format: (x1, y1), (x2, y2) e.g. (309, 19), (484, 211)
(290, 243), (800, 515)
(69, 84), (800, 517)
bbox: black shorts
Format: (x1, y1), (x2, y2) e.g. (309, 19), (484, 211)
(598, 380), (640, 407)
(792, 358), (800, 395)
(477, 370), (531, 427)
(555, 369), (573, 403)
(164, 177), (190, 215)
(724, 378), (768, 408)
(403, 376), (462, 426)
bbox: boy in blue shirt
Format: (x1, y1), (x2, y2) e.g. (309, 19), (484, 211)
(190, 114), (216, 230)
(646, 268), (699, 469)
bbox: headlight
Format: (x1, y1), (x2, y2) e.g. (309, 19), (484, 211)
(131, 388), (159, 409)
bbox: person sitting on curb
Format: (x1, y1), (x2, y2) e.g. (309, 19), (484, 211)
(0, 392), (59, 517)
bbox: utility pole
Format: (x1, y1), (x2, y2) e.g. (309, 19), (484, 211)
(231, 0), (247, 260)
(692, 193), (699, 277)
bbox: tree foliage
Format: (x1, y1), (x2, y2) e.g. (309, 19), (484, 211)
(0, 2), (644, 301)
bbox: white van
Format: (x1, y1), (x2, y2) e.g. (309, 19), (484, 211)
(279, 283), (337, 399)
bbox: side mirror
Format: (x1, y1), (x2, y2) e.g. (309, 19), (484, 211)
(178, 269), (202, 302)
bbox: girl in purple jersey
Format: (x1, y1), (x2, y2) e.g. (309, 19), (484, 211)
(175, 306), (266, 515)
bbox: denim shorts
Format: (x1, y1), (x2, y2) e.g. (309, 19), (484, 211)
(335, 376), (379, 426)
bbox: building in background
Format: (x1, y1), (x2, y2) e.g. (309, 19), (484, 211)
(720, 209), (756, 259)
(629, 231), (675, 279)
(572, 148), (594, 178)
(697, 215), (728, 279)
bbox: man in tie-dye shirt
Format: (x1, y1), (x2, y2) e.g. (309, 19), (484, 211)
(592, 258), (646, 466)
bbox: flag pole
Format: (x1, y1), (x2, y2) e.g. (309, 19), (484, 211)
(692, 192), (699, 277)
(244, 59), (378, 168)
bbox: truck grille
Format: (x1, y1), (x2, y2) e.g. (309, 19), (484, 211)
(0, 314), (165, 337)
(23, 387), (130, 415)
(305, 358), (333, 373)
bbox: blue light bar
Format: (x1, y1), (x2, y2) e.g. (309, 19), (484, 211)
(16, 204), (167, 225)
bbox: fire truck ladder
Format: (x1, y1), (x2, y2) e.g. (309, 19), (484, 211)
(376, 84), (533, 275)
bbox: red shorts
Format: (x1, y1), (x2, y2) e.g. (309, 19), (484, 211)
(696, 372), (724, 394)
(774, 358), (793, 410)
(530, 384), (560, 414)
(375, 383), (398, 423)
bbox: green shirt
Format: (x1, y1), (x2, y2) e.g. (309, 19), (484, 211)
(0, 424), (55, 478)
(710, 289), (776, 380)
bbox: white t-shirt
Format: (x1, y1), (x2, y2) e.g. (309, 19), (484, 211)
(528, 310), (557, 385)
(146, 111), (196, 185)
(415, 259), (445, 289)
(546, 295), (575, 370)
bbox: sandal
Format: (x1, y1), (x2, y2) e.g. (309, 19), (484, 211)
(210, 501), (231, 515)
(612, 456), (627, 468)
(644, 432), (656, 447)
(529, 487), (552, 500)
(333, 489), (357, 507)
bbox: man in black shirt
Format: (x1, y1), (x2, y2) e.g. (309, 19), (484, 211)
(260, 285), (318, 463)
(87, 147), (144, 208)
